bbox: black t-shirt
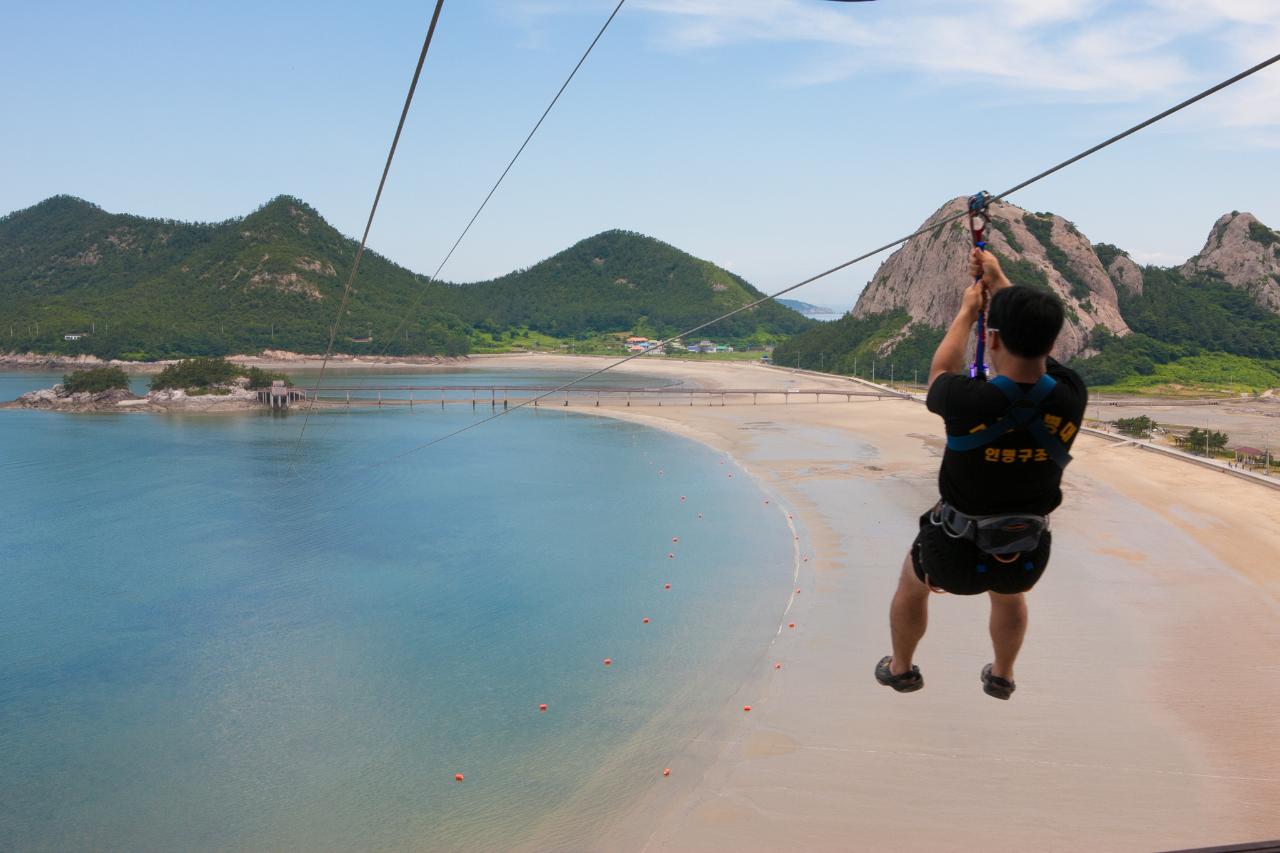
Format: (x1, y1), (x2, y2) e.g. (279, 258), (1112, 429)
(926, 359), (1088, 516)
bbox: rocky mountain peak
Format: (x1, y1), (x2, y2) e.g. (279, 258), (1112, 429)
(1179, 211), (1280, 313)
(851, 197), (1129, 361)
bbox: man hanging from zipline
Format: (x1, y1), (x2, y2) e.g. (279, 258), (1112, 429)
(876, 196), (1087, 699)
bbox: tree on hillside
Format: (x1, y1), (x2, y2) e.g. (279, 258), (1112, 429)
(62, 366), (130, 394)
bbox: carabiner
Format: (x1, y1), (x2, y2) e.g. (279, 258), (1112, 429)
(967, 191), (990, 250)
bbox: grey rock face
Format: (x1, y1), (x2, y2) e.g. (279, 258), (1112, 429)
(11, 386), (141, 410)
(1107, 255), (1144, 296)
(852, 198), (1130, 361)
(1179, 212), (1280, 313)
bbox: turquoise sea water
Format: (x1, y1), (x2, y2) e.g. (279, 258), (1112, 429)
(0, 368), (794, 851)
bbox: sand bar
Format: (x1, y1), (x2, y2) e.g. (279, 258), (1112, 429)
(480, 354), (1279, 852)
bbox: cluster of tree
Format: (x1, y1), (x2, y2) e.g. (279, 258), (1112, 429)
(1113, 415), (1156, 437)
(61, 366), (129, 394)
(149, 357), (290, 391)
(771, 309), (942, 383)
(0, 198), (807, 361)
(1183, 427), (1229, 455)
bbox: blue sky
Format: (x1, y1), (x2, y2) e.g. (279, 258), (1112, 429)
(3, 0), (1278, 310)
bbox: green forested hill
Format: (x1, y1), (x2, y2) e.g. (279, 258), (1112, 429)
(438, 229), (811, 342)
(0, 195), (471, 358)
(0, 196), (808, 359)
(1070, 265), (1280, 387)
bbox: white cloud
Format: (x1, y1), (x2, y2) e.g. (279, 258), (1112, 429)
(626, 0), (1280, 113)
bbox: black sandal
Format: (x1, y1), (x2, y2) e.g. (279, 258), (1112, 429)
(981, 663), (1015, 700)
(875, 656), (923, 693)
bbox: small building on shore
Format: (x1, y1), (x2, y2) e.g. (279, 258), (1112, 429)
(256, 380), (306, 410)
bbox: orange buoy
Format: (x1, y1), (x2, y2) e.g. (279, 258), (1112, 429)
(539, 703), (548, 712)
(775, 663), (782, 669)
(788, 622), (796, 629)
(680, 495), (686, 501)
(603, 658), (613, 666)
(795, 588), (801, 594)
(672, 536), (678, 543)
(663, 768), (671, 776)
(642, 617), (650, 624)
(743, 705), (752, 712)
(664, 583), (671, 589)
(668, 552), (675, 559)
(455, 773), (464, 782)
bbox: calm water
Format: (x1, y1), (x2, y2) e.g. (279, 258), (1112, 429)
(0, 368), (794, 851)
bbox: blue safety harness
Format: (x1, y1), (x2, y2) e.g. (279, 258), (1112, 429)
(944, 374), (1071, 469)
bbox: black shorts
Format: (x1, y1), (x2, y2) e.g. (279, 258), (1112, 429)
(910, 509), (1051, 595)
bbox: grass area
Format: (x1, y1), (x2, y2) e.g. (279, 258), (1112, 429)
(1089, 353), (1280, 396)
(469, 327), (774, 360)
(662, 350), (770, 362)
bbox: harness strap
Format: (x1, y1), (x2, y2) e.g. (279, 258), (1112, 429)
(945, 374), (1072, 468)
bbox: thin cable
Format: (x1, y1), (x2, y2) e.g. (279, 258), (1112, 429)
(290, 0), (446, 467)
(385, 49), (1280, 460)
(378, 0), (627, 356)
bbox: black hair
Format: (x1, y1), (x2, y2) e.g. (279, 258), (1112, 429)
(986, 286), (1064, 358)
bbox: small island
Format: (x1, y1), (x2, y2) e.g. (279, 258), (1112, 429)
(5, 358), (298, 413)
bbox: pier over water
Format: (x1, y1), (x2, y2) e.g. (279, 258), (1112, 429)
(283, 384), (906, 410)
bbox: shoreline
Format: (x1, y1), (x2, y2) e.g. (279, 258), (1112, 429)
(6, 353), (1278, 847)
(0, 350), (469, 373)
(498, 355), (1280, 851)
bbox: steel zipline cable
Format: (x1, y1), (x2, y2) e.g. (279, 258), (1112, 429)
(382, 50), (1280, 462)
(291, 0), (446, 466)
(378, 0), (628, 356)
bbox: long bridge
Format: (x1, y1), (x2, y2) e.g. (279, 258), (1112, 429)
(279, 384), (910, 410)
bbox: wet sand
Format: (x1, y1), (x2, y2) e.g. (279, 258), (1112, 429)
(487, 355), (1280, 852)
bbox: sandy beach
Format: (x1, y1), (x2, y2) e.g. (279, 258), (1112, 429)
(479, 354), (1280, 852)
